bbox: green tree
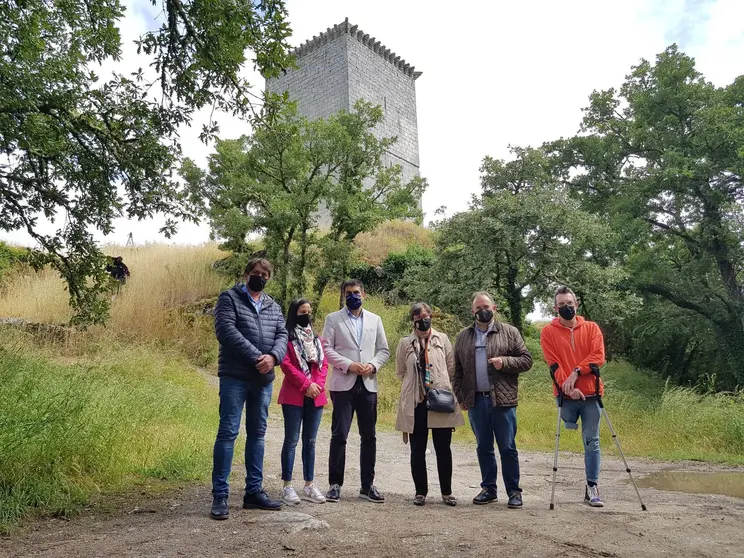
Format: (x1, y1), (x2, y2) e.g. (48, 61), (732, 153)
(0, 0), (291, 323)
(409, 147), (608, 333)
(183, 100), (425, 308)
(553, 45), (744, 386)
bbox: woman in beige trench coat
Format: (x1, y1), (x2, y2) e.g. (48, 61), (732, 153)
(395, 302), (465, 506)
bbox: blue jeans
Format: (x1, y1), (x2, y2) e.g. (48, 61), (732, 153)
(212, 377), (273, 497)
(559, 398), (601, 483)
(467, 393), (521, 494)
(281, 399), (324, 482)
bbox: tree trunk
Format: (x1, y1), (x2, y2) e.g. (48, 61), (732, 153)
(504, 264), (523, 333)
(714, 318), (744, 388)
(296, 222), (309, 297)
(278, 229), (294, 311)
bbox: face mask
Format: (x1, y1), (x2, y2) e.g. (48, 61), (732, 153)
(475, 308), (493, 323)
(558, 305), (576, 320)
(414, 318), (431, 332)
(247, 274), (267, 292)
(345, 293), (363, 310)
(296, 313), (312, 328)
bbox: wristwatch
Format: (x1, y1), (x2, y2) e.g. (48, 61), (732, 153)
(573, 367), (581, 376)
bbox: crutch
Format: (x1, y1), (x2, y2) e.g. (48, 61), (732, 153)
(590, 364), (647, 511)
(548, 363), (563, 510)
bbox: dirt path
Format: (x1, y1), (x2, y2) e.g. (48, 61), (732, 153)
(3, 376), (744, 557)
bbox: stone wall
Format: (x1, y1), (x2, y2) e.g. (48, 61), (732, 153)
(266, 20), (422, 222)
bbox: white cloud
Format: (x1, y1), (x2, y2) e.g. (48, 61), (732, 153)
(2, 0), (742, 248)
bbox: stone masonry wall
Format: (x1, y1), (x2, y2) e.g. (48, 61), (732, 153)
(265, 22), (422, 224)
(266, 35), (349, 121)
(346, 34), (420, 186)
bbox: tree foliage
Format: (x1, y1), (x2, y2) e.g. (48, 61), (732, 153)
(183, 100), (426, 308)
(406, 147), (611, 333)
(0, 0), (291, 323)
(552, 45), (744, 387)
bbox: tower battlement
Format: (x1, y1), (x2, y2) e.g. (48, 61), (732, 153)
(291, 18), (422, 80)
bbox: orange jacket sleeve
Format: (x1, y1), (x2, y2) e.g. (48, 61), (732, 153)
(540, 328), (562, 371)
(577, 323), (606, 374)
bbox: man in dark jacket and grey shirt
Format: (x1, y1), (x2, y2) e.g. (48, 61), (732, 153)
(453, 291), (532, 509)
(210, 257), (288, 520)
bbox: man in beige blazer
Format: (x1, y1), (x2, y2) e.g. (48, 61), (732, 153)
(321, 279), (390, 503)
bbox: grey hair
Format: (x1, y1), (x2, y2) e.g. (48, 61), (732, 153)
(471, 291), (494, 305)
(554, 286), (577, 305)
(409, 302), (432, 321)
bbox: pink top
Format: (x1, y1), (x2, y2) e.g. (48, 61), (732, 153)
(278, 340), (329, 407)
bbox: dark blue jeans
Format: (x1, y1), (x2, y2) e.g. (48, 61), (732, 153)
(212, 376), (273, 497)
(281, 398), (324, 482)
(467, 393), (521, 495)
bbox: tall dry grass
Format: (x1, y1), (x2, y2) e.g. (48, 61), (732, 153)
(0, 243), (228, 363)
(353, 220), (434, 265)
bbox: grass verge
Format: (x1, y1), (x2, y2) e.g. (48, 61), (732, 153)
(0, 332), (217, 534)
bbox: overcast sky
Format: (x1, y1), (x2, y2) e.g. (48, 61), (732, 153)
(3, 0), (743, 247)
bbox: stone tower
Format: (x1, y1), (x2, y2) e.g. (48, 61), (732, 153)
(266, 18), (422, 204)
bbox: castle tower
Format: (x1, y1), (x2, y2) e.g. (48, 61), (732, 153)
(266, 18), (422, 203)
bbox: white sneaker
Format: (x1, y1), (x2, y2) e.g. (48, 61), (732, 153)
(585, 484), (605, 507)
(302, 483), (327, 504)
(283, 485), (301, 505)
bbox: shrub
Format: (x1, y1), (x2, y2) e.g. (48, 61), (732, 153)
(0, 242), (30, 281)
(348, 245), (435, 302)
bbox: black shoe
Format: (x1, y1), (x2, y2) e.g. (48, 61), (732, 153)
(326, 484), (341, 502)
(359, 486), (385, 503)
(507, 491), (523, 509)
(472, 488), (498, 505)
(242, 489), (282, 511)
(210, 496), (229, 520)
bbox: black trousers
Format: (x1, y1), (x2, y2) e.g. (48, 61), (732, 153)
(410, 401), (453, 497)
(329, 376), (377, 490)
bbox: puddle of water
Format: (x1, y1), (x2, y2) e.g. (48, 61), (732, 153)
(635, 471), (744, 499)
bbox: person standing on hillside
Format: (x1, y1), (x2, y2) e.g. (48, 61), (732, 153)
(322, 279), (390, 504)
(452, 292), (533, 509)
(540, 286), (607, 507)
(106, 256), (130, 288)
(210, 258), (289, 520)
(277, 298), (329, 506)
(395, 302), (464, 506)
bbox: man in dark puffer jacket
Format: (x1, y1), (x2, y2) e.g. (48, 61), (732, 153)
(210, 257), (289, 520)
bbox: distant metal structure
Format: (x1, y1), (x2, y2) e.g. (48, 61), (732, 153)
(125, 232), (134, 247)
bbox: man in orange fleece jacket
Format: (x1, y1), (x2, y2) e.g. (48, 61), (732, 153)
(540, 286), (607, 507)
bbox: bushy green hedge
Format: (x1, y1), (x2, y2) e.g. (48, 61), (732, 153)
(0, 242), (29, 280)
(348, 245), (434, 302)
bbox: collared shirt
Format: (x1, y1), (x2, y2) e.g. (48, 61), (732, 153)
(242, 285), (264, 315)
(346, 307), (364, 345)
(474, 322), (493, 392)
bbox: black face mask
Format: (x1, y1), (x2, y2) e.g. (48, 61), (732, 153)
(345, 292), (363, 310)
(247, 274), (267, 292)
(296, 313), (312, 328)
(475, 309), (493, 323)
(414, 318), (431, 332)
(558, 305), (576, 320)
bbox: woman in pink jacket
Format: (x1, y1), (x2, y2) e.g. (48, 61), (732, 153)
(278, 298), (329, 505)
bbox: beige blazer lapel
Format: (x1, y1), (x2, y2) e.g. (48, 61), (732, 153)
(341, 310), (361, 349)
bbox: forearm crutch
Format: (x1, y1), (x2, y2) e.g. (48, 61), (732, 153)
(549, 363), (562, 510)
(590, 364), (647, 511)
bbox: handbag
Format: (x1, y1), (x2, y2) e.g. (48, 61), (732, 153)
(426, 388), (456, 413)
